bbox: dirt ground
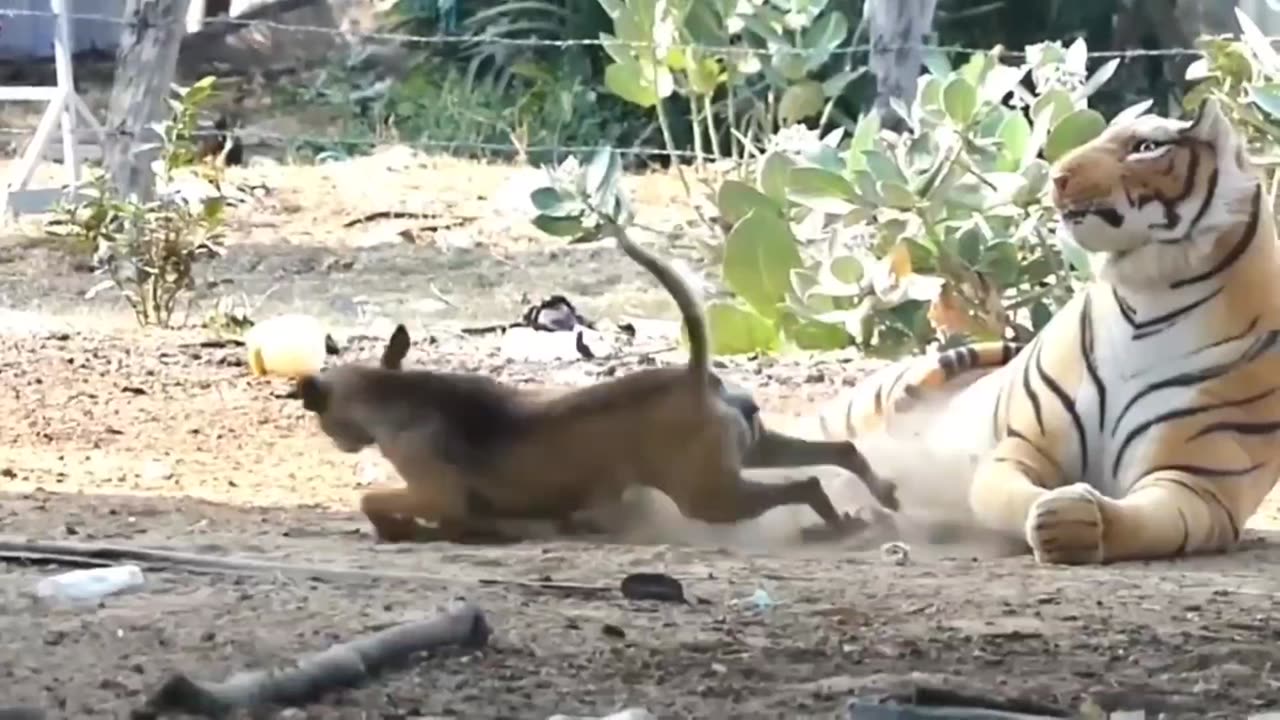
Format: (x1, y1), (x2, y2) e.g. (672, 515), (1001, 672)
(4, 100), (1280, 719)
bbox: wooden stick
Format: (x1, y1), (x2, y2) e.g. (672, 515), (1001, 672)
(132, 602), (490, 719)
(0, 539), (613, 596)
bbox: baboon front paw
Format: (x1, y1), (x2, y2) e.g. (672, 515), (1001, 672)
(1026, 482), (1107, 565)
(799, 511), (871, 543)
(370, 515), (422, 543)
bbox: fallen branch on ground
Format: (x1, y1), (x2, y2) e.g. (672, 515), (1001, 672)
(132, 601), (490, 719)
(0, 538), (613, 596)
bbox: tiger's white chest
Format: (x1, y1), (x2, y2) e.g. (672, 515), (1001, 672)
(1070, 294), (1207, 495)
(934, 285), (1244, 497)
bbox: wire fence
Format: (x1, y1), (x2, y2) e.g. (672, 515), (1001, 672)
(0, 5), (1257, 165)
(0, 6), (1226, 59)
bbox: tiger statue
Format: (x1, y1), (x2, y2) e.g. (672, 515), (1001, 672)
(816, 97), (1280, 565)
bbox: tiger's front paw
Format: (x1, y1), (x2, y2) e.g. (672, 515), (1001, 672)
(1025, 483), (1108, 565)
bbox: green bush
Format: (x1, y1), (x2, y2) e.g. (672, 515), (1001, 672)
(595, 0), (863, 163)
(274, 50), (643, 165)
(1184, 7), (1280, 199)
(530, 39), (1127, 358)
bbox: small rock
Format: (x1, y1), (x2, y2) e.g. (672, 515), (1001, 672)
(141, 460), (173, 484)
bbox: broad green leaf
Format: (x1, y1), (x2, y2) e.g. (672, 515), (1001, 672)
(862, 150), (909, 186)
(841, 206), (874, 224)
(980, 64), (1028, 106)
(1074, 58), (1119, 104)
(529, 187), (564, 213)
(1030, 301), (1054, 331)
(584, 148), (621, 213)
(812, 302), (873, 335)
(779, 80), (825, 125)
(717, 180), (781, 226)
(1251, 83), (1280, 121)
(787, 167), (857, 203)
(978, 240), (1021, 287)
(996, 112), (1031, 172)
(1184, 58), (1213, 82)
(915, 75), (946, 122)
(723, 208), (804, 319)
(598, 32), (633, 66)
(807, 254), (864, 298)
(878, 181), (916, 209)
(1064, 37), (1088, 75)
(1236, 6), (1280, 76)
(921, 49), (952, 77)
(801, 10), (849, 73)
(757, 151), (795, 203)
(1013, 159), (1051, 205)
(604, 62), (658, 107)
(822, 68), (863, 98)
(1044, 108), (1106, 162)
(705, 299), (782, 355)
(845, 111), (880, 173)
(684, 1), (729, 46)
(1024, 104), (1055, 168)
(942, 76), (978, 126)
(955, 227), (983, 266)
(790, 267), (819, 297)
(1032, 89), (1075, 127)
(687, 57), (724, 95)
(531, 214), (586, 237)
(958, 52), (992, 90)
(772, 51), (810, 82)
(779, 314), (852, 350)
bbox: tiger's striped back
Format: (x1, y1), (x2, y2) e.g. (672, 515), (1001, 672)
(817, 340), (1023, 440)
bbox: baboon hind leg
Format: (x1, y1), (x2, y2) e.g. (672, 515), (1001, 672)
(743, 429), (898, 510)
(358, 486), (521, 544)
(667, 469), (865, 541)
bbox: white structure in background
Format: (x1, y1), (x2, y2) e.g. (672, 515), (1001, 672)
(0, 0), (104, 220)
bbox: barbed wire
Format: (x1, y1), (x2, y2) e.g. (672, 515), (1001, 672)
(0, 124), (715, 162)
(0, 5), (1223, 60)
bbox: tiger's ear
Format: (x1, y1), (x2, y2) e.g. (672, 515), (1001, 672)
(1183, 97), (1230, 145)
(381, 324), (411, 370)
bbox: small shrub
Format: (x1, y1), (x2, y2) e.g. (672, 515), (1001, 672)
(54, 76), (229, 329)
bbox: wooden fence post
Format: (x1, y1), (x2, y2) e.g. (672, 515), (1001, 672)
(102, 0), (193, 203)
(866, 0), (938, 131)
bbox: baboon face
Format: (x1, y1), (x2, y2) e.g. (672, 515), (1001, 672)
(296, 323), (413, 453)
(297, 372), (376, 453)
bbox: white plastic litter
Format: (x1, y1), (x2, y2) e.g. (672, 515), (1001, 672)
(35, 564), (146, 605)
(547, 709), (656, 720)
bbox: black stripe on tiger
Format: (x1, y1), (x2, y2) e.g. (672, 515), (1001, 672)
(1162, 164), (1218, 244)
(1032, 343), (1090, 479)
(1111, 329), (1280, 436)
(1143, 463), (1265, 542)
(1112, 286), (1223, 341)
(1169, 184), (1261, 290)
(1111, 387), (1280, 480)
(1136, 140), (1200, 232)
(1080, 294), (1106, 434)
(878, 341), (1025, 416)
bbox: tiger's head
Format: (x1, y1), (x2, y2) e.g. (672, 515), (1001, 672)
(1049, 98), (1260, 288)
